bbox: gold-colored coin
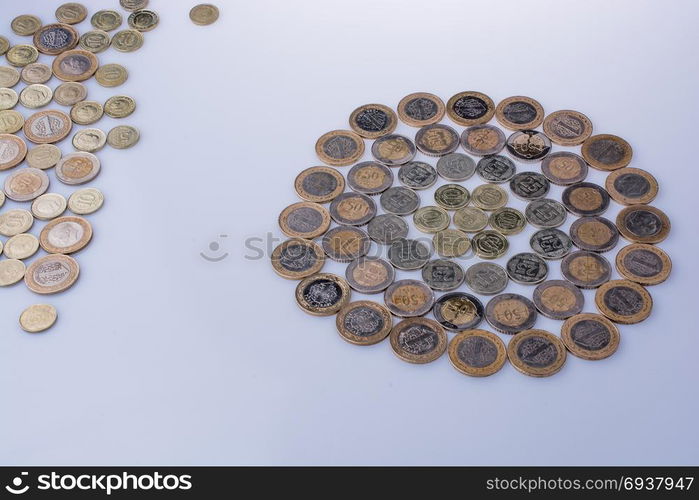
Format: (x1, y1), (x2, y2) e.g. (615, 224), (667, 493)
(315, 129), (365, 167)
(295, 272), (351, 316)
(605, 167), (659, 206)
(396, 92), (445, 127)
(3, 167), (50, 201)
(561, 313), (620, 361)
(0, 37), (9, 56)
(128, 10), (159, 32)
(294, 166), (345, 203)
(581, 134), (633, 171)
(0, 133), (27, 171)
(19, 304), (58, 333)
(95, 63), (128, 87)
(91, 10), (123, 31)
(6, 45), (39, 67)
(20, 63), (52, 84)
(495, 95), (545, 131)
(70, 100), (103, 125)
(384, 279), (434, 317)
(107, 125), (140, 149)
(471, 184), (508, 210)
(120, 0), (149, 11)
(0, 209), (34, 236)
(56, 3), (88, 24)
(489, 207), (526, 235)
(25, 253), (80, 295)
(39, 215), (93, 254)
(0, 66), (21, 87)
(79, 30), (111, 54)
(23, 110), (73, 144)
(453, 206), (488, 233)
(321, 226), (370, 262)
(446, 91), (495, 126)
(72, 128), (107, 153)
(0, 191), (3, 208)
(68, 187), (104, 215)
(0, 110), (25, 134)
(11, 15), (42, 36)
(471, 230), (509, 259)
(0, 88), (18, 110)
(111, 29), (144, 52)
(616, 205), (671, 244)
(0, 259), (26, 286)
(54, 82), (87, 106)
(32, 192), (68, 220)
(104, 95), (136, 118)
(348, 103), (397, 139)
(390, 317), (447, 364)
(3, 233), (39, 260)
(413, 206), (450, 234)
(507, 329), (567, 377)
(190, 4), (220, 26)
(55, 152), (101, 185)
(434, 183), (470, 210)
(271, 238), (325, 280)
(433, 229), (471, 258)
(542, 110), (593, 146)
(615, 243), (671, 286)
(336, 301), (393, 346)
(19, 84), (53, 109)
(595, 279), (652, 324)
(448, 330), (507, 377)
(52, 49), (99, 82)
(278, 201), (331, 239)
(26, 144), (62, 170)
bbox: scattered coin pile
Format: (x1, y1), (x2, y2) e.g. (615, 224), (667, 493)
(273, 92), (671, 377)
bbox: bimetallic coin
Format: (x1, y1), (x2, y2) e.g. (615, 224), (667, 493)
(434, 184), (470, 210)
(489, 207), (526, 235)
(561, 251), (612, 289)
(446, 91), (495, 126)
(321, 225), (370, 262)
(485, 293), (537, 335)
(413, 206), (449, 233)
(384, 279), (434, 318)
(3, 167), (50, 201)
(19, 304), (58, 333)
(0, 88), (18, 110)
(388, 238), (431, 271)
(0, 259), (26, 286)
(465, 262), (508, 295)
(421, 259), (465, 291)
(390, 318), (446, 364)
(33, 23), (79, 55)
(95, 64), (129, 87)
(347, 161), (393, 195)
(52, 49), (99, 82)
(111, 29), (144, 52)
(329, 192), (376, 226)
(616, 206), (670, 244)
(19, 84), (53, 109)
(570, 216), (619, 252)
(91, 10), (123, 31)
(541, 152), (588, 186)
(379, 186), (420, 215)
(107, 125), (140, 149)
(0, 134), (27, 171)
(415, 123), (459, 156)
(542, 110), (593, 146)
(345, 257), (394, 294)
(315, 130), (364, 167)
(295, 273), (351, 316)
(349, 103), (397, 139)
(510, 171), (550, 201)
(294, 166), (344, 203)
(6, 45), (39, 67)
(271, 238), (324, 279)
(128, 10), (160, 32)
(461, 124), (506, 156)
(433, 229), (470, 258)
(582, 134), (632, 171)
(525, 198), (567, 229)
(26, 144), (61, 170)
(605, 167), (658, 206)
(68, 187), (104, 215)
(371, 134), (416, 166)
(595, 279), (652, 324)
(21, 63), (52, 84)
(476, 155), (516, 184)
(562, 182), (610, 216)
(471, 184), (507, 210)
(397, 161), (437, 190)
(506, 252), (548, 285)
(55, 152), (101, 185)
(453, 206), (488, 233)
(54, 82), (87, 106)
(24, 110), (72, 144)
(433, 293), (484, 332)
(0, 110), (25, 134)
(0, 67), (21, 87)
(397, 92), (445, 127)
(561, 313), (620, 360)
(615, 243), (671, 286)
(507, 330), (566, 377)
(11, 15), (42, 36)
(495, 96), (544, 131)
(190, 4), (220, 26)
(32, 192), (67, 220)
(278, 201), (330, 239)
(530, 228), (572, 260)
(336, 301), (392, 345)
(25, 254), (80, 294)
(449, 330), (506, 377)
(3, 233), (39, 260)
(0, 37), (9, 56)
(39, 215), (93, 254)
(72, 128), (107, 153)
(366, 214), (408, 244)
(533, 280), (584, 320)
(472, 230), (508, 259)
(79, 30), (111, 54)
(56, 3), (89, 24)
(436, 153), (476, 181)
(505, 130), (552, 163)
(0, 209), (34, 236)
(104, 95), (137, 118)
(121, 0), (149, 11)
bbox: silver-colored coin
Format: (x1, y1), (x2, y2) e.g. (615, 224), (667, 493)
(464, 262), (508, 295)
(476, 155), (516, 183)
(530, 228), (573, 260)
(436, 153), (476, 181)
(525, 198), (567, 229)
(388, 238), (431, 270)
(380, 186), (420, 215)
(506, 252), (549, 285)
(366, 213), (408, 244)
(460, 124), (506, 156)
(397, 161), (437, 190)
(345, 256), (395, 294)
(421, 259), (465, 291)
(510, 171), (550, 200)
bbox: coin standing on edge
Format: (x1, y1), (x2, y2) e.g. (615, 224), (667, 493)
(595, 279), (652, 324)
(295, 273), (351, 316)
(582, 134), (632, 171)
(615, 243), (671, 286)
(389, 317), (447, 364)
(321, 225), (370, 262)
(495, 96), (544, 131)
(278, 201), (330, 239)
(616, 205), (670, 244)
(397, 92), (445, 127)
(507, 329), (567, 377)
(25, 254), (80, 294)
(346, 161), (393, 195)
(541, 152), (589, 186)
(570, 216), (619, 252)
(384, 279), (434, 318)
(460, 124), (506, 156)
(561, 313), (620, 361)
(533, 280), (584, 320)
(446, 91), (495, 126)
(349, 103), (397, 139)
(433, 292), (484, 332)
(449, 330), (506, 377)
(329, 192), (376, 226)
(561, 250), (612, 289)
(315, 129), (364, 167)
(465, 262), (508, 295)
(542, 110), (593, 146)
(336, 301), (393, 346)
(345, 256), (395, 294)
(190, 4), (220, 26)
(530, 228), (572, 260)
(55, 152), (101, 185)
(605, 167), (658, 206)
(271, 238), (325, 280)
(371, 134), (416, 166)
(415, 123), (460, 157)
(19, 304), (58, 333)
(485, 293), (537, 335)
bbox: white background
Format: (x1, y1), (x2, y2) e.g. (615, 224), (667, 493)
(1, 0), (698, 465)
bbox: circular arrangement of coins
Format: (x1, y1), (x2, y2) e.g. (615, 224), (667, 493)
(273, 92), (671, 378)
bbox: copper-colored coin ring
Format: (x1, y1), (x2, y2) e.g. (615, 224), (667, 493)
(397, 92), (445, 127)
(293, 166), (345, 203)
(389, 317), (447, 364)
(569, 216), (619, 252)
(448, 329), (507, 377)
(314, 130), (365, 167)
(52, 49), (99, 82)
(484, 293), (537, 335)
(348, 103), (397, 139)
(581, 134), (633, 171)
(595, 279), (652, 324)
(446, 91), (495, 126)
(615, 243), (672, 286)
(295, 273), (351, 316)
(39, 215), (93, 254)
(25, 254), (80, 295)
(278, 201), (331, 239)
(33, 23), (79, 55)
(605, 167), (659, 206)
(507, 329), (567, 378)
(23, 110), (73, 144)
(270, 238), (325, 280)
(560, 250), (612, 289)
(540, 152), (589, 186)
(384, 279), (435, 318)
(0, 134), (28, 171)
(532, 280), (584, 320)
(495, 95), (545, 131)
(616, 205), (671, 244)
(561, 313), (620, 361)
(321, 226), (370, 262)
(336, 301), (393, 346)
(542, 110), (593, 146)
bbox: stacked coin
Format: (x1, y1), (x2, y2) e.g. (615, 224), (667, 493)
(273, 90), (671, 379)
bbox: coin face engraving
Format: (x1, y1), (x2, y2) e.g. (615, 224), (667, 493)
(349, 103), (396, 138)
(345, 257), (394, 294)
(624, 210), (660, 237)
(380, 186), (420, 215)
(489, 207), (525, 235)
(24, 110), (72, 144)
(506, 253), (548, 285)
(533, 280), (584, 319)
(271, 239), (324, 279)
(517, 336), (557, 368)
(436, 153), (476, 181)
(367, 214), (408, 244)
(465, 262), (508, 295)
(457, 336), (498, 368)
(25, 254), (80, 294)
(295, 273), (350, 316)
(388, 238), (431, 270)
(384, 279), (434, 317)
(472, 230), (508, 259)
(397, 93), (445, 127)
(570, 216), (619, 252)
(329, 192), (376, 226)
(344, 305), (384, 336)
(525, 199), (567, 229)
(485, 293), (537, 334)
(398, 324), (439, 355)
(34, 24), (79, 55)
(570, 320), (610, 351)
(615, 243), (671, 285)
(603, 285), (643, 316)
(433, 292), (484, 331)
(472, 184), (507, 210)
(461, 124), (506, 156)
(595, 280), (652, 324)
(304, 279), (341, 307)
(476, 155), (516, 184)
(541, 152), (588, 185)
(397, 162), (437, 190)
(371, 134), (416, 166)
(294, 166), (344, 203)
(279, 202), (330, 239)
(347, 161), (392, 195)
(496, 96), (544, 130)
(582, 134), (632, 171)
(543, 110), (593, 146)
(447, 91), (495, 125)
(414, 206), (449, 233)
(562, 313), (620, 360)
(415, 124), (459, 156)
(390, 318), (446, 363)
(561, 251), (612, 289)
(562, 182), (610, 216)
(616, 206), (670, 243)
(421, 259), (464, 291)
(530, 228), (572, 259)
(510, 172), (550, 200)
